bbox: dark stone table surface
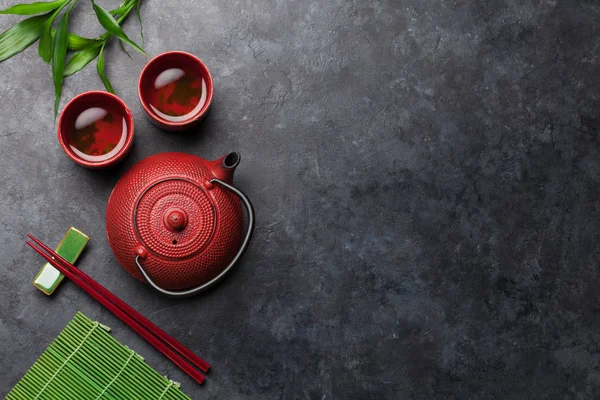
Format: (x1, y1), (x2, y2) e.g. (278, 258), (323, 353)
(1, 0), (600, 398)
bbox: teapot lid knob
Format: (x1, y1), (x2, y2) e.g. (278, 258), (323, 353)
(164, 207), (188, 231)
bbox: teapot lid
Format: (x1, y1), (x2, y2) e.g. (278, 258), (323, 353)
(134, 178), (216, 260)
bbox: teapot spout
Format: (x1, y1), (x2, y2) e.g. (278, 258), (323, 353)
(210, 152), (241, 183)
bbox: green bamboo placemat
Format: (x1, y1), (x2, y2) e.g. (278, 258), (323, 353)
(7, 312), (192, 400)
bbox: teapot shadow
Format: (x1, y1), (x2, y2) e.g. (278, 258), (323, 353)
(81, 144), (142, 188)
(167, 107), (215, 148)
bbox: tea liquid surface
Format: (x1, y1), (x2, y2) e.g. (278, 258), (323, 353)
(67, 105), (128, 163)
(146, 67), (207, 122)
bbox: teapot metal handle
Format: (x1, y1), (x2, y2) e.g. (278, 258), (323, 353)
(135, 178), (255, 298)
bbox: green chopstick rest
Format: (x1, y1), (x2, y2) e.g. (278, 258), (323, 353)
(32, 227), (89, 295)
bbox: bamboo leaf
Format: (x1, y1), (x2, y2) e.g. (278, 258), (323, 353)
(0, 0), (65, 15)
(0, 13), (48, 62)
(64, 43), (101, 76)
(52, 0), (77, 118)
(91, 0), (146, 56)
(51, 29), (100, 50)
(67, 32), (98, 50)
(38, 0), (71, 63)
(96, 42), (114, 93)
(108, 0), (132, 16)
(118, 38), (132, 59)
(136, 0), (143, 46)
(109, 5), (128, 16)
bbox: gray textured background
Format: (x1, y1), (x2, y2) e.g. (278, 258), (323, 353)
(1, 0), (600, 398)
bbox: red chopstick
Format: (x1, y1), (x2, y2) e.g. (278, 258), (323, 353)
(27, 239), (206, 384)
(28, 233), (210, 373)
(27, 237), (208, 384)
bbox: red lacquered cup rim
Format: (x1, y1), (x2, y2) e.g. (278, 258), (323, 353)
(57, 91), (135, 168)
(137, 51), (214, 128)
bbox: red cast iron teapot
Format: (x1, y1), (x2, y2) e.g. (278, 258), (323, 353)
(106, 152), (255, 298)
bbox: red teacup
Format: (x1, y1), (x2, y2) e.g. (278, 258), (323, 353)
(138, 51), (214, 131)
(58, 91), (135, 169)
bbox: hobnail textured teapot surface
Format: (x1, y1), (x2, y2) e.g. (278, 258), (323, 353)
(106, 152), (247, 292)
